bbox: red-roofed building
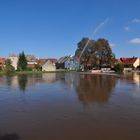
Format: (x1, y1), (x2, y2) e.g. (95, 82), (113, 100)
(0, 58), (6, 69)
(119, 57), (140, 69)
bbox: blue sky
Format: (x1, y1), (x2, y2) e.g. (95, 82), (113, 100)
(0, 0), (140, 58)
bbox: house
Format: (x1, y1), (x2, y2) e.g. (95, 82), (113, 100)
(26, 55), (38, 69)
(120, 57), (140, 68)
(56, 55), (80, 70)
(42, 60), (56, 71)
(56, 56), (70, 69)
(0, 58), (6, 69)
(64, 55), (80, 70)
(9, 54), (18, 70)
(119, 57), (140, 71)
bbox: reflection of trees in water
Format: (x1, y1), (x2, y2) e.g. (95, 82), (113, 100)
(0, 133), (20, 140)
(5, 76), (13, 87)
(18, 75), (28, 92)
(75, 74), (117, 105)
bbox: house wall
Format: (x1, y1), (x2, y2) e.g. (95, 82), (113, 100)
(65, 59), (79, 70)
(9, 56), (18, 70)
(42, 61), (56, 71)
(133, 58), (140, 68)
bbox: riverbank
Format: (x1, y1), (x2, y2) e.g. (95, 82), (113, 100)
(0, 70), (77, 75)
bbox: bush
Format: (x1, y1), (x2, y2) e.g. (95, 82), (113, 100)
(4, 60), (15, 75)
(26, 67), (33, 71)
(114, 64), (124, 74)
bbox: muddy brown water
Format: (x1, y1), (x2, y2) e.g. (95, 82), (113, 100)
(0, 73), (140, 140)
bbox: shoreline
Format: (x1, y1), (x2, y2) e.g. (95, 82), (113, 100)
(0, 70), (139, 76)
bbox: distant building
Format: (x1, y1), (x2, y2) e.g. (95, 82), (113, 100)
(25, 54), (38, 69)
(9, 54), (18, 70)
(0, 58), (6, 69)
(56, 56), (70, 69)
(42, 60), (56, 71)
(56, 55), (80, 70)
(65, 55), (80, 70)
(119, 57), (140, 68)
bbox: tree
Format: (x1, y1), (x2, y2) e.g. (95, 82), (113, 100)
(17, 51), (27, 71)
(4, 59), (15, 75)
(114, 64), (124, 73)
(75, 38), (115, 70)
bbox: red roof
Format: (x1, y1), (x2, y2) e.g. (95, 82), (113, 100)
(120, 57), (138, 65)
(0, 58), (6, 63)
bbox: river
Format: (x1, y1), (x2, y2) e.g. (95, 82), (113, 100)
(0, 73), (140, 140)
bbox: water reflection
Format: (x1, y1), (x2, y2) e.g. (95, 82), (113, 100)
(133, 73), (140, 86)
(75, 74), (117, 104)
(0, 73), (140, 140)
(0, 133), (20, 140)
(18, 75), (28, 92)
(1, 73), (140, 101)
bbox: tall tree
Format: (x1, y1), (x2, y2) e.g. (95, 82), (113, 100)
(75, 38), (115, 70)
(18, 51), (27, 71)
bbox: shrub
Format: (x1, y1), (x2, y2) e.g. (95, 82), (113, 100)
(4, 59), (15, 75)
(114, 64), (124, 74)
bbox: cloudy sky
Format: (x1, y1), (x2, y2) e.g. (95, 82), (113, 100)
(0, 0), (140, 58)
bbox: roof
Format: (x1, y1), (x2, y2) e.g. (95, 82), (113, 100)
(57, 56), (71, 63)
(120, 57), (138, 65)
(0, 58), (6, 63)
(9, 54), (17, 57)
(37, 58), (57, 66)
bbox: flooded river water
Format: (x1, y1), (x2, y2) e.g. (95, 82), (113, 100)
(0, 73), (140, 140)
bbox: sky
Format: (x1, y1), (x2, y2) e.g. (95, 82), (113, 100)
(0, 0), (140, 58)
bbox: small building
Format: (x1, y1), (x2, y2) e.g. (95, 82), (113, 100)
(56, 56), (69, 69)
(119, 57), (140, 69)
(56, 55), (80, 70)
(9, 54), (18, 70)
(0, 58), (6, 69)
(65, 56), (80, 70)
(42, 60), (56, 71)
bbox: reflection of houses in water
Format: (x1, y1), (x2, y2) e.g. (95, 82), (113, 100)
(133, 73), (140, 86)
(75, 75), (117, 105)
(55, 73), (80, 89)
(132, 73), (140, 98)
(120, 73), (140, 86)
(0, 74), (58, 92)
(42, 73), (56, 83)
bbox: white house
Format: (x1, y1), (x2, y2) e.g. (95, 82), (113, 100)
(9, 54), (18, 70)
(42, 60), (56, 71)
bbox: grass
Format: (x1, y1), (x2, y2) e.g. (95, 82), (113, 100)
(0, 70), (77, 75)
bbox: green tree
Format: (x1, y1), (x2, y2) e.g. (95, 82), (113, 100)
(114, 64), (124, 74)
(75, 38), (115, 70)
(18, 51), (27, 71)
(4, 59), (15, 75)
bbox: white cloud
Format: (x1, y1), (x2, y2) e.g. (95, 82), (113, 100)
(124, 26), (131, 32)
(132, 18), (140, 23)
(110, 43), (116, 47)
(130, 38), (140, 44)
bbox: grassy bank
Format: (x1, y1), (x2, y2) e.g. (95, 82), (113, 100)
(0, 70), (77, 75)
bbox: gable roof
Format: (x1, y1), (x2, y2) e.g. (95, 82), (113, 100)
(38, 58), (57, 66)
(57, 56), (71, 63)
(120, 57), (138, 65)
